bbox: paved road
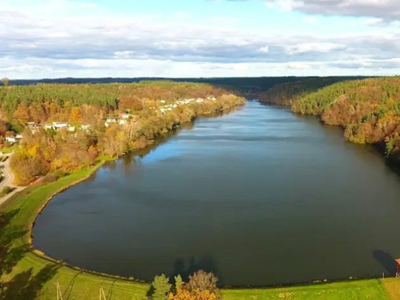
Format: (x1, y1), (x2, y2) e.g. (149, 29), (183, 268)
(0, 154), (25, 209)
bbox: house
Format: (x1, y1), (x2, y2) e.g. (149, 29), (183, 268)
(5, 137), (16, 143)
(105, 118), (117, 127)
(160, 100), (166, 104)
(106, 118), (117, 123)
(119, 119), (127, 125)
(53, 122), (69, 129)
(16, 134), (23, 140)
(68, 126), (76, 132)
(120, 113), (131, 119)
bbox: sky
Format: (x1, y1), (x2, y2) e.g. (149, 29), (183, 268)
(1, 0), (400, 79)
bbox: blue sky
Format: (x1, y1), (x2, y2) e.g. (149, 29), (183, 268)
(1, 0), (400, 78)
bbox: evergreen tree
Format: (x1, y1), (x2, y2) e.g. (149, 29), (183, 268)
(151, 274), (172, 300)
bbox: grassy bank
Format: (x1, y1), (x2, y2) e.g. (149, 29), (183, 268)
(0, 157), (396, 299)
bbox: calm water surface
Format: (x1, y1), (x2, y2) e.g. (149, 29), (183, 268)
(33, 101), (400, 286)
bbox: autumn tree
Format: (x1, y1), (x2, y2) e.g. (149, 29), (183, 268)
(186, 271), (219, 299)
(168, 289), (216, 300)
(13, 103), (30, 124)
(69, 107), (82, 124)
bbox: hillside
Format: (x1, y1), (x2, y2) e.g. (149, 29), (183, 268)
(0, 81), (244, 185)
(291, 77), (400, 158)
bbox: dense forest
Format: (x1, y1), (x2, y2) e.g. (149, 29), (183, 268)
(256, 77), (366, 106)
(291, 77), (400, 158)
(0, 81), (244, 185)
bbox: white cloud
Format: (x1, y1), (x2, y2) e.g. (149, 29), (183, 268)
(1, 0), (400, 78)
(263, 0), (400, 21)
(301, 16), (318, 24)
(258, 46), (269, 53)
(286, 43), (346, 55)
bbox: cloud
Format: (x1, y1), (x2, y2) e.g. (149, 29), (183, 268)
(262, 0), (400, 21)
(285, 42), (346, 55)
(1, 0), (400, 78)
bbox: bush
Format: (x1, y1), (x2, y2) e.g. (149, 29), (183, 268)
(1, 186), (14, 195)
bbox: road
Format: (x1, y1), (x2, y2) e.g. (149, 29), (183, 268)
(0, 153), (25, 209)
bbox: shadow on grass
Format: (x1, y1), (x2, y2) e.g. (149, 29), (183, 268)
(0, 209), (29, 275)
(0, 264), (60, 300)
(0, 209), (60, 299)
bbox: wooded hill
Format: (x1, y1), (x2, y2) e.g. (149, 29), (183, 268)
(291, 77), (400, 157)
(0, 81), (244, 185)
(256, 77), (366, 106)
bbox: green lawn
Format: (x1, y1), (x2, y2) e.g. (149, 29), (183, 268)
(0, 163), (395, 299)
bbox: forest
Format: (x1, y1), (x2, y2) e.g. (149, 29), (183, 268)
(256, 77), (365, 106)
(290, 77), (400, 159)
(0, 81), (244, 185)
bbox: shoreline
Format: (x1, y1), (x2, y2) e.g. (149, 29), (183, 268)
(0, 100), (396, 299)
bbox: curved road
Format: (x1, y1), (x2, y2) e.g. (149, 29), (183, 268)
(0, 154), (24, 209)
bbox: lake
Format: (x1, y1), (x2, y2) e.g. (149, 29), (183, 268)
(33, 100), (400, 286)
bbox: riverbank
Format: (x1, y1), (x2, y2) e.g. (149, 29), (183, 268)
(0, 102), (399, 299)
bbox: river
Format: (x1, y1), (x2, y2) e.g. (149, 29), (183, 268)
(33, 100), (400, 286)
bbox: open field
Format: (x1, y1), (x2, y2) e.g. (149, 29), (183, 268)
(0, 162), (398, 299)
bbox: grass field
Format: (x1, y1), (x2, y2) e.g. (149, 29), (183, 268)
(0, 163), (397, 299)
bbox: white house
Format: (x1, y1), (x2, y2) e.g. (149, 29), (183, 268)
(106, 118), (117, 123)
(52, 122), (69, 129)
(16, 134), (23, 139)
(5, 137), (16, 143)
(120, 113), (131, 119)
(119, 119), (127, 125)
(68, 126), (76, 132)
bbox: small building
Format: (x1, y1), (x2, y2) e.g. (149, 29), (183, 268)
(5, 137), (16, 143)
(119, 119), (127, 125)
(120, 113), (131, 119)
(15, 134), (23, 140)
(106, 118), (117, 123)
(68, 126), (76, 132)
(52, 122), (69, 129)
(81, 124), (91, 130)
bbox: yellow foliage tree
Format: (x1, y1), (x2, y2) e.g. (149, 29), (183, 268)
(168, 289), (216, 300)
(69, 107), (81, 124)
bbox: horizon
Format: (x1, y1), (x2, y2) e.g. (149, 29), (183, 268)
(2, 0), (400, 79)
